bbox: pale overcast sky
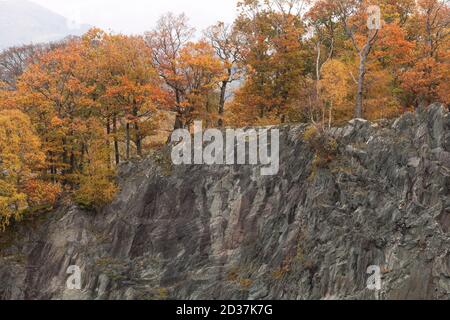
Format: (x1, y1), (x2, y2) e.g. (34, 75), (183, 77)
(30, 0), (239, 35)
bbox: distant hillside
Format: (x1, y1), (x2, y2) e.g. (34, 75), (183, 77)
(0, 0), (90, 50)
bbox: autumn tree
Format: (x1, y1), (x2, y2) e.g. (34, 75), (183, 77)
(0, 44), (44, 89)
(334, 0), (382, 119)
(205, 22), (243, 127)
(11, 35), (108, 207)
(0, 109), (60, 229)
(319, 59), (351, 126)
(0, 41), (71, 89)
(145, 13), (195, 129)
(17, 39), (91, 180)
(400, 0), (449, 107)
(366, 20), (414, 115)
(89, 31), (168, 160)
(175, 41), (225, 128)
(73, 118), (117, 209)
(0, 3), (448, 227)
(306, 0), (338, 105)
(229, 0), (309, 125)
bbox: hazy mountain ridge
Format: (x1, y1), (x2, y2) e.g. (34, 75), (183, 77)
(0, 0), (90, 50)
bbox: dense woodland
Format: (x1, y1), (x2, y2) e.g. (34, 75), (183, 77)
(0, 0), (448, 229)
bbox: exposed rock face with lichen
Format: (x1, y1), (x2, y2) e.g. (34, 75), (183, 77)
(0, 104), (449, 300)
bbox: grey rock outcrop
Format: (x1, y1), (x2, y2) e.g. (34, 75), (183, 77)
(0, 104), (449, 300)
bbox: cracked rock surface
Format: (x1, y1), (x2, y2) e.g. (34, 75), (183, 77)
(0, 105), (449, 300)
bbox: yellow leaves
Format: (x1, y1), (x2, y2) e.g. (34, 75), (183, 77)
(82, 28), (106, 45)
(74, 140), (118, 210)
(1, 1), (448, 229)
(50, 116), (64, 127)
(22, 179), (62, 209)
(401, 56), (449, 104)
(320, 59), (351, 108)
(96, 34), (165, 115)
(3, 31), (168, 215)
(171, 41), (226, 125)
(436, 52), (450, 104)
(0, 109), (45, 173)
(232, 1), (309, 124)
(178, 41), (225, 85)
(318, 59), (354, 125)
(0, 109), (50, 229)
(374, 22), (415, 66)
(0, 190), (27, 231)
(74, 175), (118, 210)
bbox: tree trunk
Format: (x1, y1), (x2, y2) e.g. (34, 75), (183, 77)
(328, 102), (333, 129)
(70, 151), (75, 174)
(113, 116), (120, 165)
(106, 117), (111, 137)
(173, 89), (184, 130)
(106, 117), (111, 168)
(126, 122), (130, 160)
(218, 68), (232, 128)
(132, 100), (142, 157)
(218, 80), (228, 127)
(80, 143), (85, 171)
(355, 52), (367, 119)
(62, 138), (68, 170)
(174, 114), (184, 130)
(316, 41), (321, 98)
(135, 121), (142, 157)
(354, 29), (378, 119)
(316, 41), (325, 124)
(340, 9), (378, 120)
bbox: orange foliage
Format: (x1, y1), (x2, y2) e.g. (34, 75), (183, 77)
(0, 1), (449, 230)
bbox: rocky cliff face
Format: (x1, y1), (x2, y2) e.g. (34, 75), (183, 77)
(0, 105), (449, 300)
